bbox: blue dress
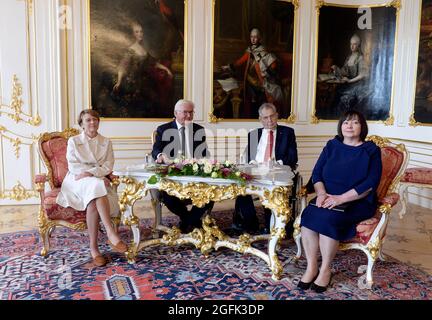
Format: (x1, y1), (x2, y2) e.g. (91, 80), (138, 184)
(300, 137), (382, 241)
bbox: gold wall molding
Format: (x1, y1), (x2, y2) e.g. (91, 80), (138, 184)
(0, 181), (38, 201)
(0, 125), (39, 159)
(0, 75), (41, 126)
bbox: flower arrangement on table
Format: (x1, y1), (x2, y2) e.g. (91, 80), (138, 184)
(147, 158), (252, 185)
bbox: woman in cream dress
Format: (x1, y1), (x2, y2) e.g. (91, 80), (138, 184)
(56, 109), (127, 267)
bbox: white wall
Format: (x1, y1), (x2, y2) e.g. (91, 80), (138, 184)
(0, 0), (431, 208)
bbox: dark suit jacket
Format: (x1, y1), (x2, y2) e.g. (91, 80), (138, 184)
(246, 125), (298, 170)
(151, 120), (209, 160)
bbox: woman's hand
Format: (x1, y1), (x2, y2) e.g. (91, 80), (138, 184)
(315, 194), (328, 207)
(75, 172), (93, 180)
(322, 194), (346, 209)
(102, 177), (111, 188)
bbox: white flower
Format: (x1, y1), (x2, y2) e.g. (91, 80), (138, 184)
(224, 160), (232, 166)
(174, 158), (180, 164)
(235, 171), (241, 177)
(203, 162), (213, 174)
(211, 171), (218, 178)
(192, 163), (199, 172)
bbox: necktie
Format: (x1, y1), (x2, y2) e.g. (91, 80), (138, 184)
(179, 126), (186, 157)
(264, 130), (274, 162)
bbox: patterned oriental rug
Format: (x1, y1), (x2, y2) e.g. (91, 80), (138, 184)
(0, 210), (431, 300)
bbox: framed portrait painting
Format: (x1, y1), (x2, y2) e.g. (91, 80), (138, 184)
(89, 0), (185, 119)
(411, 0), (432, 126)
(313, 2), (399, 123)
(210, 0), (298, 122)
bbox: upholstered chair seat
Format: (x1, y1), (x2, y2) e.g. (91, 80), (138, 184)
(35, 129), (120, 256)
(293, 136), (408, 287)
(398, 168), (432, 218)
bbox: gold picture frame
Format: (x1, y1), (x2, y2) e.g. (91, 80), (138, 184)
(209, 0), (299, 123)
(87, 0), (187, 121)
(311, 0), (400, 125)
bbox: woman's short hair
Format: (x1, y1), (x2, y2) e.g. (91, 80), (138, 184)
(337, 110), (368, 141)
(78, 109), (100, 127)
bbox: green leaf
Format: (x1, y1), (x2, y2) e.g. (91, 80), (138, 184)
(147, 175), (159, 184)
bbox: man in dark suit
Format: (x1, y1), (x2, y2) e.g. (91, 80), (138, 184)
(151, 99), (212, 232)
(234, 102), (298, 234)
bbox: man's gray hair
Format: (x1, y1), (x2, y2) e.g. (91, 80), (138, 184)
(258, 103), (277, 117)
(174, 99), (195, 111)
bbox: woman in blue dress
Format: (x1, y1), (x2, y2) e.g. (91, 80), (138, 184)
(298, 110), (382, 293)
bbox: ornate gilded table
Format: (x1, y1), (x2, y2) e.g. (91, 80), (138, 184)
(113, 164), (294, 280)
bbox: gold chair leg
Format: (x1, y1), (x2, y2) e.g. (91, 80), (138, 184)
(39, 228), (50, 257)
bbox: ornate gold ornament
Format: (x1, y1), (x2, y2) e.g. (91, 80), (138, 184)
(316, 0), (325, 11)
(383, 115), (395, 126)
(291, 0), (300, 10)
(310, 114), (320, 124)
(118, 177), (147, 215)
(284, 113), (296, 124)
(0, 181), (38, 200)
(408, 113), (418, 127)
(0, 125), (39, 159)
(160, 180), (247, 208)
(387, 0), (401, 11)
(0, 75), (41, 126)
(271, 254), (283, 279)
(262, 186), (292, 219)
(208, 112), (222, 123)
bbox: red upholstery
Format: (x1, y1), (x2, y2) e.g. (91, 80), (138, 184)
(351, 214), (381, 244)
(42, 189), (86, 224)
(37, 132), (86, 226)
(347, 147), (404, 244)
(376, 146), (404, 199)
(401, 167), (432, 184)
(35, 174), (47, 184)
(41, 137), (69, 188)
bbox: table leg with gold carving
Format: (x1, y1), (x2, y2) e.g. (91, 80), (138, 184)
(263, 186), (291, 280)
(118, 177), (147, 263)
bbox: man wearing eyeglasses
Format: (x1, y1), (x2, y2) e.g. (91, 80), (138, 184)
(234, 103), (298, 234)
(151, 99), (212, 232)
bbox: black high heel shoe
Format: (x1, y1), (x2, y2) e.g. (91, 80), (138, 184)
(311, 274), (333, 293)
(297, 272), (319, 290)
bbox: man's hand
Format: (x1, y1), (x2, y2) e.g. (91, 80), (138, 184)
(75, 172), (93, 180)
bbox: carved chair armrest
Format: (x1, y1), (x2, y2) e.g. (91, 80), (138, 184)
(378, 192), (400, 208)
(34, 174), (47, 201)
(107, 173), (120, 190)
(35, 174), (47, 185)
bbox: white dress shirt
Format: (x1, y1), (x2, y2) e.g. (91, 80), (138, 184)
(176, 120), (192, 159)
(255, 128), (277, 163)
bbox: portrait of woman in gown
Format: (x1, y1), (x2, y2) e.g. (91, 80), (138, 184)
(111, 22), (173, 117)
(90, 0), (184, 118)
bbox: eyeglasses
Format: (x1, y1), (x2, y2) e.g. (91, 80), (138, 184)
(176, 110), (195, 115)
(260, 113), (278, 121)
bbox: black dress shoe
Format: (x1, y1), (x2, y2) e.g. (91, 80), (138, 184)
(311, 274), (333, 293)
(297, 273), (319, 290)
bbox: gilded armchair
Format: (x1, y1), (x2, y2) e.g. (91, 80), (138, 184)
(293, 135), (409, 287)
(35, 128), (120, 256)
